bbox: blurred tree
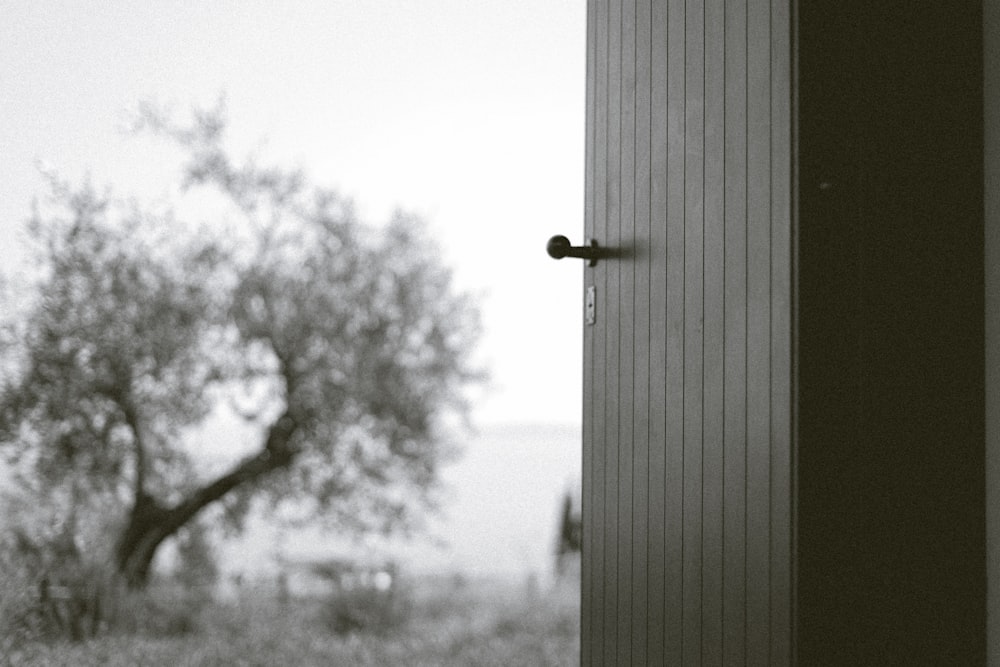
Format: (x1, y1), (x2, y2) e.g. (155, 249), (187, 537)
(0, 104), (481, 588)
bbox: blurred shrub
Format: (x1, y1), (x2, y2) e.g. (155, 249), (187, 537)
(0, 524), (134, 645)
(0, 487), (121, 645)
(0, 550), (47, 651)
(320, 582), (412, 636)
(0, 477), (208, 647)
(107, 583), (208, 638)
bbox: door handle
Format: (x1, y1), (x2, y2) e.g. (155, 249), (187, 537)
(546, 235), (601, 267)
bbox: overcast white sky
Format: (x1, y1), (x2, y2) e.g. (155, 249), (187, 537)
(0, 0), (586, 429)
(1, 2), (587, 577)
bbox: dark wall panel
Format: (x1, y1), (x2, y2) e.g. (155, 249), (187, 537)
(795, 1), (984, 663)
(582, 0), (792, 663)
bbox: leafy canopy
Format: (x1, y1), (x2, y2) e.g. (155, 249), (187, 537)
(0, 105), (482, 534)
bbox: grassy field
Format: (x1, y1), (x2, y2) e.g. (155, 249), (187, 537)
(2, 576), (579, 666)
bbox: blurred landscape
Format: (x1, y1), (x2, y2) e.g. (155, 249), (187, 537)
(0, 3), (584, 663)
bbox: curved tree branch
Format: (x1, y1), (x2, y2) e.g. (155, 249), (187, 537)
(117, 410), (300, 586)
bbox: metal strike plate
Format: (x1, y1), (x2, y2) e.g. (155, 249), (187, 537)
(585, 285), (596, 325)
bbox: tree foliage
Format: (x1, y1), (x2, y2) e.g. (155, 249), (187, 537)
(0, 105), (482, 586)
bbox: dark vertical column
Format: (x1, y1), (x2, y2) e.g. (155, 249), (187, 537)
(795, 3), (865, 660)
(987, 1), (1000, 663)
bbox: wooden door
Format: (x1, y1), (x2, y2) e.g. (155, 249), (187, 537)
(581, 0), (792, 664)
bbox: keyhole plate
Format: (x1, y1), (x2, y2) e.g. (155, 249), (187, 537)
(586, 285), (596, 325)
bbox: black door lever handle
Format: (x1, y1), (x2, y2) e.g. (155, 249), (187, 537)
(546, 235), (600, 266)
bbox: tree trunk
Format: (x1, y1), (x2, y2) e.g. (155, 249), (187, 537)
(116, 413), (298, 588)
(116, 493), (171, 588)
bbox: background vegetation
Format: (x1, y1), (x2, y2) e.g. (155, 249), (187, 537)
(1, 573), (579, 666)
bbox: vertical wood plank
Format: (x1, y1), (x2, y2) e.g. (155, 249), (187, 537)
(746, 0), (772, 662)
(682, 0), (706, 658)
(648, 1), (670, 663)
(581, 0), (596, 662)
(665, 0), (687, 660)
(722, 0), (748, 661)
(702, 0), (727, 661)
(616, 0), (637, 661)
(632, 0), (653, 663)
(769, 0), (793, 662)
(603, 0), (622, 663)
(582, 0), (596, 657)
(590, 0), (610, 660)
